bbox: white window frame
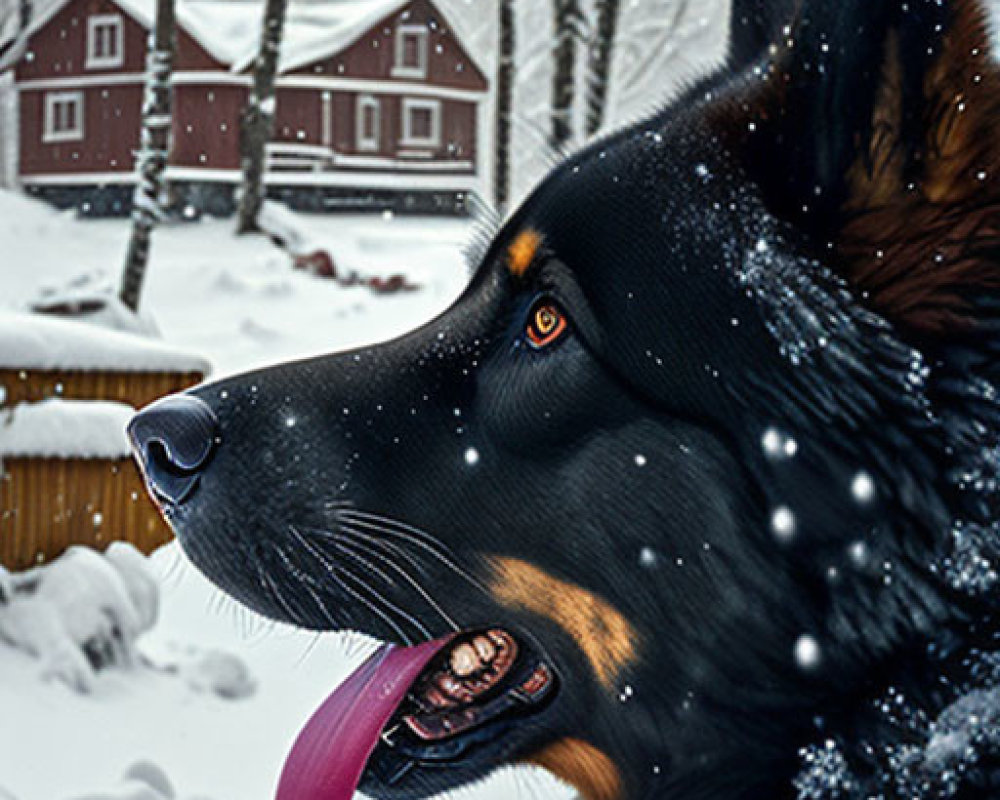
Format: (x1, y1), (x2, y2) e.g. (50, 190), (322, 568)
(392, 24), (428, 79)
(321, 91), (333, 148)
(400, 98), (440, 148)
(43, 90), (84, 143)
(356, 95), (381, 152)
(86, 14), (124, 70)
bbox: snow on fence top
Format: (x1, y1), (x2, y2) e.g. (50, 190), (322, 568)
(0, 398), (134, 459)
(0, 312), (210, 375)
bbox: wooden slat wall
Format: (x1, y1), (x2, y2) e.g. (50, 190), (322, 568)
(0, 369), (205, 410)
(0, 457), (173, 570)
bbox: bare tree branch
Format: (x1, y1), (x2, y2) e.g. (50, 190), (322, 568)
(585, 0), (621, 137)
(236, 0), (288, 235)
(494, 0), (515, 217)
(551, 0), (584, 150)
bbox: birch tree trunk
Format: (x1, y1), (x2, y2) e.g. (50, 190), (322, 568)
(551, 0), (582, 151)
(494, 0), (515, 217)
(585, 0), (621, 137)
(236, 0), (288, 234)
(118, 0), (176, 313)
(18, 0), (31, 33)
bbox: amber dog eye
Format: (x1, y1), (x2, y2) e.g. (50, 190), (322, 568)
(526, 301), (568, 349)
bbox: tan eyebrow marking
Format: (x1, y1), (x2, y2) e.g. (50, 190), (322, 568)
(507, 229), (543, 277)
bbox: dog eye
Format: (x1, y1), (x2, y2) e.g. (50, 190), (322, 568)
(525, 301), (568, 349)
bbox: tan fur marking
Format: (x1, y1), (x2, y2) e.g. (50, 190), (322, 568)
(526, 738), (623, 800)
(507, 229), (543, 277)
(487, 557), (639, 689)
(840, 0), (1000, 337)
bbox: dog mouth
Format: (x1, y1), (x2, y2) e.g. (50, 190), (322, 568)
(277, 628), (557, 800)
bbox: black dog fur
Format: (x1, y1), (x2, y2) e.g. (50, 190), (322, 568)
(131, 1), (1000, 797)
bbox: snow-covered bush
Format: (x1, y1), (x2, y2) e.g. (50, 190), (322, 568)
(66, 760), (216, 800)
(179, 649), (257, 701)
(0, 542), (159, 692)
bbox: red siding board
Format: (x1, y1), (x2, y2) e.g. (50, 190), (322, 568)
(289, 0), (488, 91)
(20, 84), (142, 175)
(274, 89), (322, 145)
(171, 84), (245, 170)
(176, 33), (227, 72)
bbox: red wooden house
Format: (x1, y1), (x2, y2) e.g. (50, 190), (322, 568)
(7, 0), (489, 214)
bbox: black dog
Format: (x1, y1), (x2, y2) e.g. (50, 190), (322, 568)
(129, 0), (1000, 797)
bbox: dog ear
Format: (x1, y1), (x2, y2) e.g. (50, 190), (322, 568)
(732, 0), (1000, 341)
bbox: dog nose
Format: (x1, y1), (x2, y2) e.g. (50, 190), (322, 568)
(128, 395), (220, 506)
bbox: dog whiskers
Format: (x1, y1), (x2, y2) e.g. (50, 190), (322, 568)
(337, 524), (461, 633)
(315, 535), (435, 642)
(271, 545), (342, 631)
(289, 526), (422, 646)
(335, 507), (443, 551)
(315, 535), (398, 589)
(335, 509), (490, 596)
(260, 566), (304, 623)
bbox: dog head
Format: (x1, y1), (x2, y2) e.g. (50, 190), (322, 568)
(130, 1), (1000, 797)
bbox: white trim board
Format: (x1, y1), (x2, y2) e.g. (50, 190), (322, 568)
(278, 76), (484, 102)
(18, 73), (485, 104)
(18, 74), (145, 91)
(21, 167), (481, 192)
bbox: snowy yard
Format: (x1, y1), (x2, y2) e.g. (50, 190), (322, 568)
(0, 190), (474, 377)
(0, 190), (569, 800)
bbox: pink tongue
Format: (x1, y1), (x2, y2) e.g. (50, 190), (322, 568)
(277, 636), (454, 800)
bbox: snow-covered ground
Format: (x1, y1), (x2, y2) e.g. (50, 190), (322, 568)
(0, 189), (570, 800)
(0, 192), (475, 378)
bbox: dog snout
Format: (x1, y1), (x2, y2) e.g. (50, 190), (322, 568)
(128, 394), (220, 506)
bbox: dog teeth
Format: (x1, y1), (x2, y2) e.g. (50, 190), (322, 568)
(473, 635), (496, 663)
(437, 673), (473, 702)
(423, 686), (457, 710)
(450, 643), (480, 677)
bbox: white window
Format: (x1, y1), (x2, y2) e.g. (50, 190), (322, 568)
(401, 98), (440, 148)
(43, 91), (84, 143)
(86, 14), (124, 70)
(356, 95), (380, 152)
(392, 24), (428, 79)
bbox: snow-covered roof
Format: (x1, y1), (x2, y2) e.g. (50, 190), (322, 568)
(115, 0), (264, 67)
(233, 0), (409, 73)
(21, 0), (480, 78)
(0, 312), (210, 374)
(0, 399), (134, 459)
